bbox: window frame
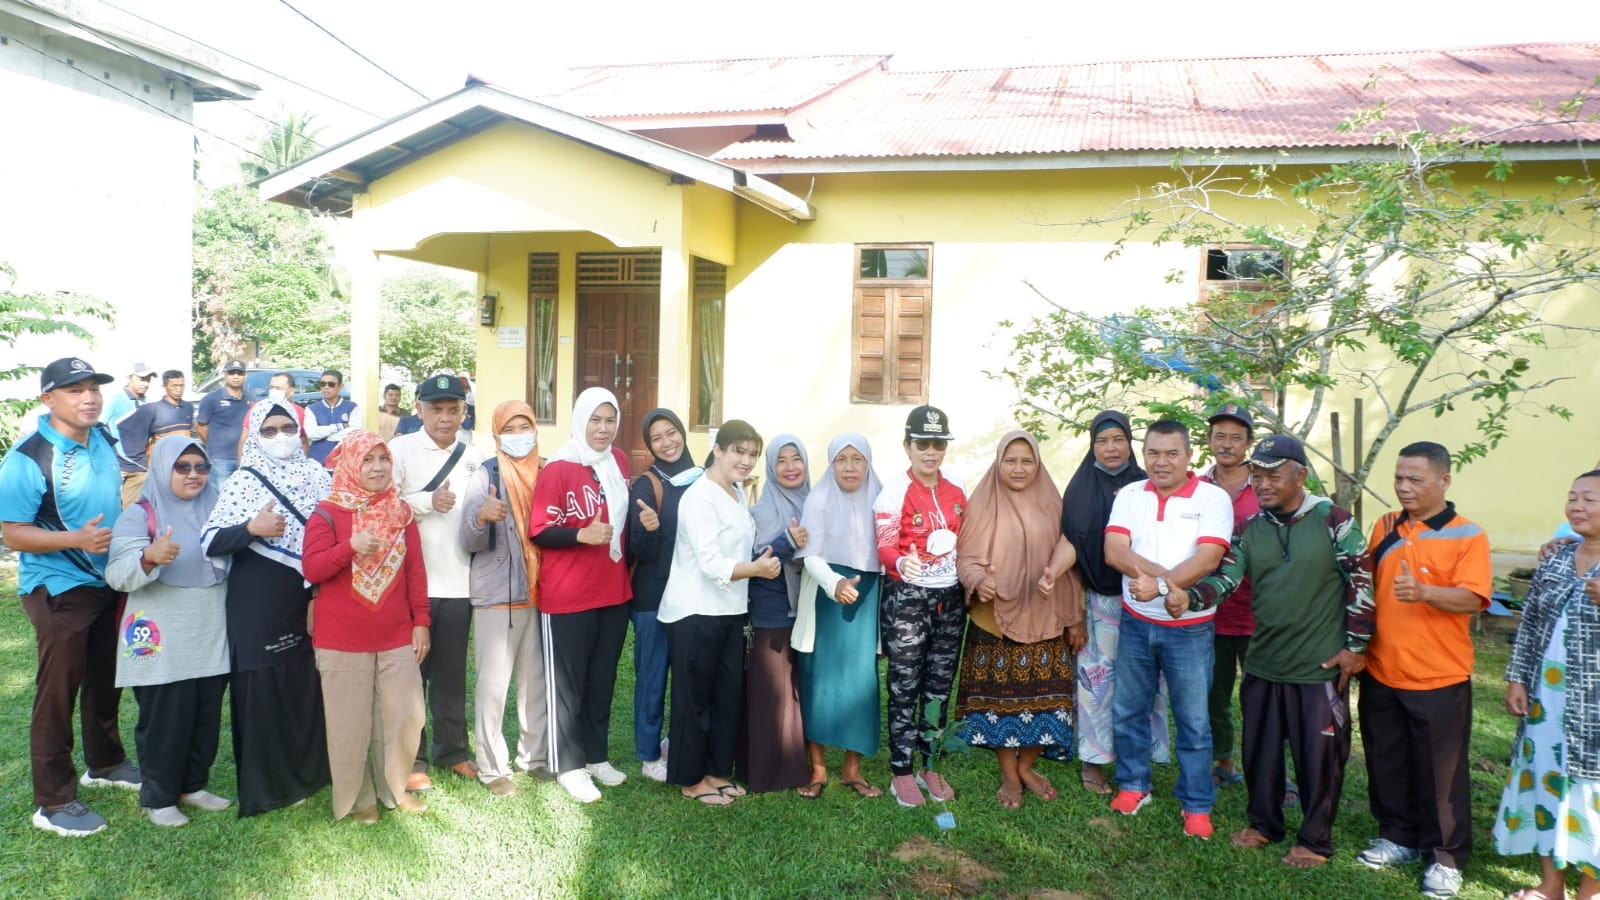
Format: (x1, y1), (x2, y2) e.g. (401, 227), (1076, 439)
(851, 242), (932, 406)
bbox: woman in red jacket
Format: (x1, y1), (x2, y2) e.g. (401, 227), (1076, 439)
(302, 429), (431, 823)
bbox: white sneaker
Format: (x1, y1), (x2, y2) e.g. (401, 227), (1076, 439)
(1420, 863), (1463, 899)
(557, 769), (601, 803)
(641, 758), (668, 783)
(145, 806), (190, 827)
(586, 761), (627, 786)
(1357, 837), (1421, 869)
(178, 790), (232, 812)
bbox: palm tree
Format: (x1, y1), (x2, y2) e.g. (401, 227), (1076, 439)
(240, 108), (324, 182)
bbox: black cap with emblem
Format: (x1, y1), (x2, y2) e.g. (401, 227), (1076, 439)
(416, 373), (468, 401)
(905, 404), (953, 441)
(40, 357), (115, 393)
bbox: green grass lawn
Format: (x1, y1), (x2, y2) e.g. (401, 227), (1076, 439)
(0, 566), (1558, 898)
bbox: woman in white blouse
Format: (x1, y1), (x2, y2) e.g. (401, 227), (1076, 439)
(657, 420), (780, 805)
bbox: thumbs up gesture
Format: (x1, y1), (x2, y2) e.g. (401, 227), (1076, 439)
(835, 574), (863, 605)
(143, 525), (180, 566)
(478, 483), (509, 525)
(1129, 565), (1160, 602)
(787, 517), (807, 549)
(1037, 564), (1056, 597)
(900, 542), (924, 579)
(247, 501), (287, 538)
(752, 545), (781, 579)
(636, 498), (660, 532)
(350, 530), (382, 556)
(1393, 560), (1423, 604)
(77, 513), (113, 554)
(977, 564), (999, 604)
(431, 478), (456, 513)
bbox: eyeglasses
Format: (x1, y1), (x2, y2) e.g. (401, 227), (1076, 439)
(259, 423), (299, 438)
(172, 462), (212, 475)
(319, 381), (339, 388)
(912, 439), (948, 451)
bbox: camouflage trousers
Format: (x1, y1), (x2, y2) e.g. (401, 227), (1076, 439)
(880, 581), (966, 775)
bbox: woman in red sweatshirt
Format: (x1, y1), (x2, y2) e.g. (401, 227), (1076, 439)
(302, 429), (431, 823)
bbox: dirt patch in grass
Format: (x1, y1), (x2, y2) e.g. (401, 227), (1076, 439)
(892, 836), (1004, 896)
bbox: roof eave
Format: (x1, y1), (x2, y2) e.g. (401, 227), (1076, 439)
(260, 84), (812, 222)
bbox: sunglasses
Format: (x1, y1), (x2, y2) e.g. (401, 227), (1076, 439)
(319, 381), (339, 388)
(912, 439), (948, 451)
(172, 462), (212, 475)
(259, 423), (299, 438)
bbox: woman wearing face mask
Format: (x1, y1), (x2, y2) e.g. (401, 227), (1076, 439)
(302, 430), (430, 823)
(625, 408), (701, 782)
(106, 438), (232, 827)
(657, 420), (776, 805)
(526, 387), (633, 803)
(1062, 409), (1169, 795)
(792, 434), (885, 799)
(203, 402), (332, 816)
(738, 434), (813, 794)
(458, 401), (548, 795)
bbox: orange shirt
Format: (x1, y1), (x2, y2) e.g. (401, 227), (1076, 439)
(1365, 503), (1492, 691)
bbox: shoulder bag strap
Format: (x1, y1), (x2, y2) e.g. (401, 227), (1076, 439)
(240, 466), (310, 525)
(421, 442), (467, 493)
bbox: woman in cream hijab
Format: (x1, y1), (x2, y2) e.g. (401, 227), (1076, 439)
(955, 430), (1087, 809)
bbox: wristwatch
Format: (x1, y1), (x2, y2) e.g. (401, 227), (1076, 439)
(1156, 577), (1169, 598)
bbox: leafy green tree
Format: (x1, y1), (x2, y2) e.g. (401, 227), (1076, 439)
(997, 98), (1600, 506)
(379, 269), (477, 382)
(191, 184), (347, 373)
(1, 261), (114, 451)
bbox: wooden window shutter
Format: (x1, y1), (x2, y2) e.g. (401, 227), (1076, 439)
(891, 285), (928, 403)
(852, 286), (889, 403)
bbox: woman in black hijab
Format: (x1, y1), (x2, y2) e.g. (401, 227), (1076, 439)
(1061, 410), (1170, 794)
(625, 408), (703, 782)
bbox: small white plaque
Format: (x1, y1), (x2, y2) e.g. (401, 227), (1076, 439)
(496, 326), (526, 349)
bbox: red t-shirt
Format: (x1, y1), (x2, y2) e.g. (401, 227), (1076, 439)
(1202, 469), (1259, 637)
(302, 506), (431, 652)
(526, 453), (633, 614)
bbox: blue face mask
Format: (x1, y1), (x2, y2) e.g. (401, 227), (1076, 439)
(667, 466), (704, 488)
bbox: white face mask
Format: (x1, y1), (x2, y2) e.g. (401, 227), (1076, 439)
(259, 433), (299, 460)
(499, 433), (536, 459)
(267, 388), (287, 402)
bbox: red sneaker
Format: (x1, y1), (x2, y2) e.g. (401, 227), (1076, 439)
(1183, 811), (1214, 839)
(1109, 790), (1150, 816)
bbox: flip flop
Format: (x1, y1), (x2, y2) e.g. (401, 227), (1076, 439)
(1229, 827), (1272, 849)
(715, 783), (747, 798)
(840, 778), (882, 799)
(796, 780), (826, 799)
(1283, 780), (1300, 808)
(1212, 765), (1243, 786)
(682, 790), (732, 806)
(1281, 845), (1328, 869)
(1506, 889), (1570, 900)
(996, 786), (1023, 810)
(1021, 772), (1058, 801)
(1081, 774), (1113, 795)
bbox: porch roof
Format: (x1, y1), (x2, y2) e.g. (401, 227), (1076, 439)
(257, 82), (814, 222)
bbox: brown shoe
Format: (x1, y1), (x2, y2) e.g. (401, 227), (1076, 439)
(395, 794), (428, 814)
(450, 761), (479, 779)
(487, 776), (516, 797)
(349, 805), (379, 825)
(406, 772), (433, 792)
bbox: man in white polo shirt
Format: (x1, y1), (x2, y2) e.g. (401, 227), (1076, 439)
(389, 374), (483, 790)
(1103, 418), (1232, 839)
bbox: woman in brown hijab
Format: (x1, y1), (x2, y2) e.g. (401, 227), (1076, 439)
(955, 430), (1088, 809)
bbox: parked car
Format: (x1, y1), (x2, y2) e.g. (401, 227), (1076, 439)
(194, 367), (349, 407)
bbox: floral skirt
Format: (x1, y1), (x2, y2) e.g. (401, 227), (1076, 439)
(1493, 607), (1600, 878)
(954, 623), (1074, 760)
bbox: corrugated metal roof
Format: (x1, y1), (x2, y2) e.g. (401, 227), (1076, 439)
(699, 44), (1600, 164)
(534, 54), (889, 118)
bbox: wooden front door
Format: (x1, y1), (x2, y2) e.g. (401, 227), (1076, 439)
(575, 290), (659, 475)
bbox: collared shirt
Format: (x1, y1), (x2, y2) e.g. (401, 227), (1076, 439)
(1365, 502), (1492, 690)
(0, 415), (122, 595)
(1201, 466), (1260, 636)
(103, 386), (142, 427)
(197, 387), (249, 462)
(1104, 471), (1233, 625)
(115, 398), (195, 472)
(389, 431), (482, 598)
(874, 470), (966, 588)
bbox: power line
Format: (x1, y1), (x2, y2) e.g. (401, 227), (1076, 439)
(90, 0), (388, 120)
(272, 0), (429, 100)
(6, 33), (280, 169)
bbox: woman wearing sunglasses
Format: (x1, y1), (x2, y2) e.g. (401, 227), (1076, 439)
(106, 438), (233, 826)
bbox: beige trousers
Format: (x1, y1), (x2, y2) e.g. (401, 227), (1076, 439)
(315, 645), (424, 819)
(473, 605), (548, 780)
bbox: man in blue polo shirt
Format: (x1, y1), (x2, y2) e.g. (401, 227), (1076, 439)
(196, 360), (249, 483)
(0, 358), (142, 837)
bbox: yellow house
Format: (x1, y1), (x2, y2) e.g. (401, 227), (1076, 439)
(261, 47), (1600, 550)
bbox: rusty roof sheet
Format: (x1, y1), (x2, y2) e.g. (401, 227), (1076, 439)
(705, 44), (1600, 164)
(534, 54), (889, 118)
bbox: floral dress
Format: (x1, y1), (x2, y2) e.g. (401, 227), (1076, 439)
(1493, 561), (1600, 879)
